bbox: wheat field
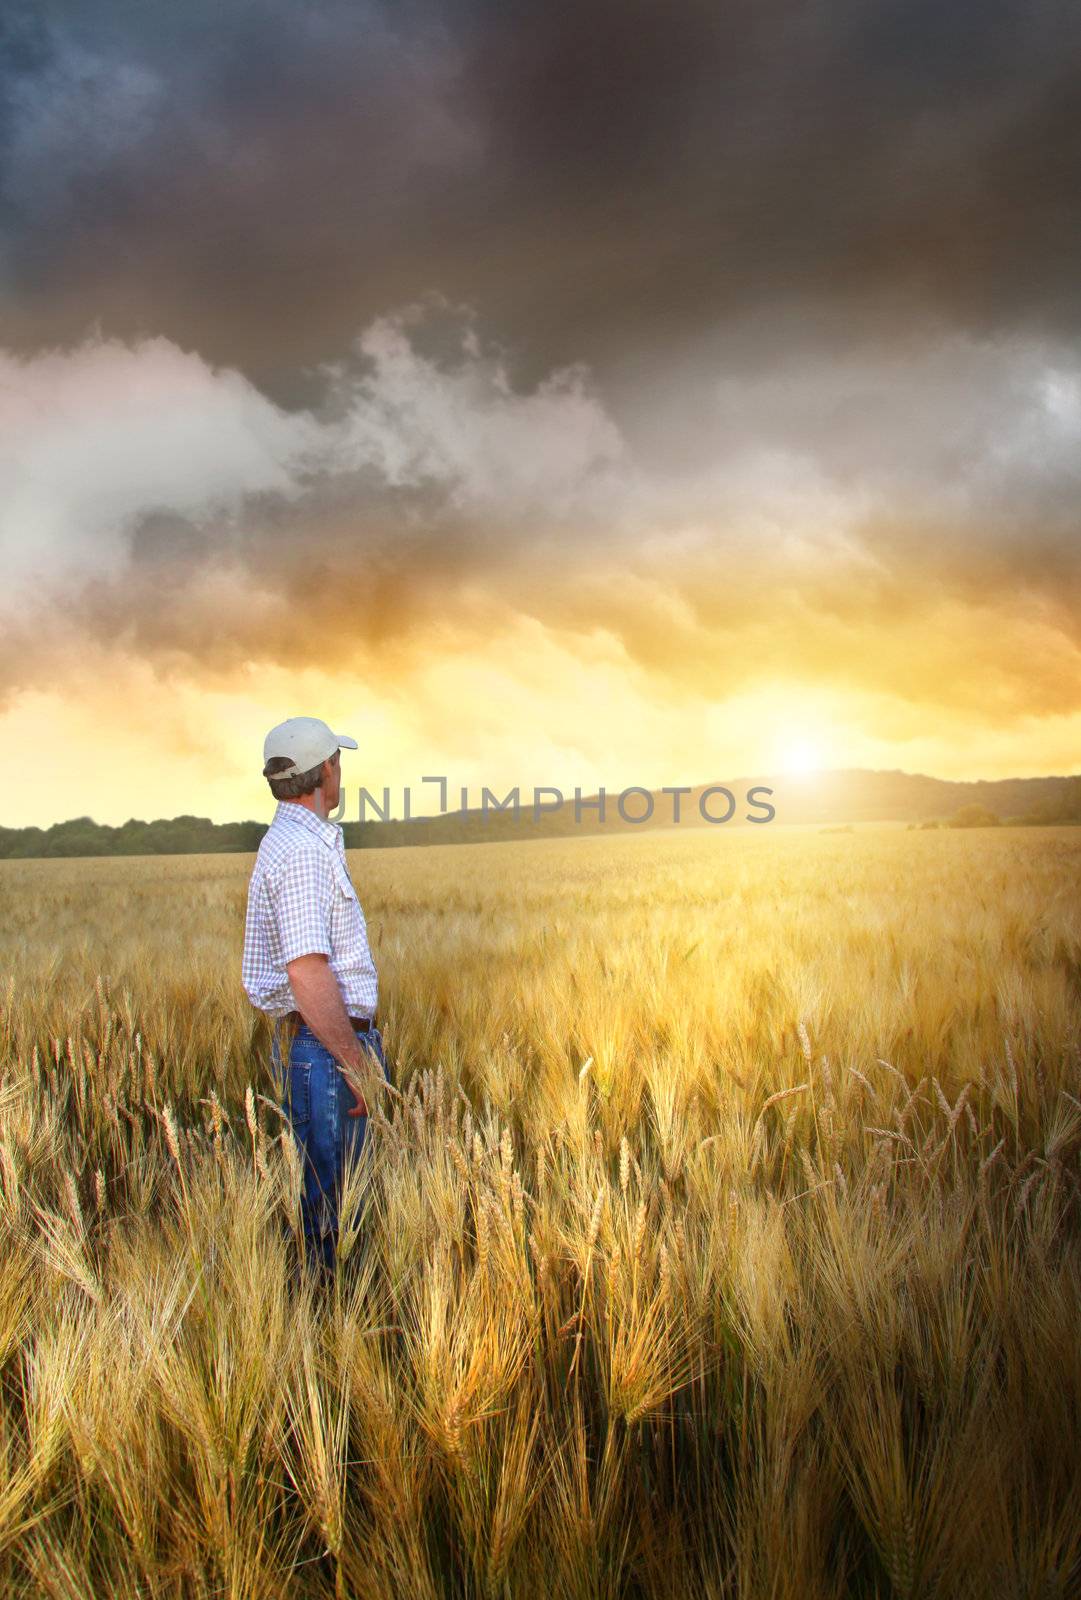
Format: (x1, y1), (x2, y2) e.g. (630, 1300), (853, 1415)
(0, 823), (1079, 1599)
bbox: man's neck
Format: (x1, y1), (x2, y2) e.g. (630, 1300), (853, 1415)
(284, 793), (330, 822)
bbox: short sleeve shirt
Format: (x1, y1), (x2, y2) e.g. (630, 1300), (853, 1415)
(241, 801), (378, 1018)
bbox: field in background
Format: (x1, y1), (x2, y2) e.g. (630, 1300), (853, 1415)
(1, 825), (1079, 1598)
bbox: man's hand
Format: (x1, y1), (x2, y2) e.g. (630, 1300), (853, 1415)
(335, 1041), (381, 1117)
(340, 1055), (374, 1117)
(284, 952), (388, 1116)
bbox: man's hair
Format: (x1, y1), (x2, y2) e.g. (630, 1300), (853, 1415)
(263, 753), (335, 800)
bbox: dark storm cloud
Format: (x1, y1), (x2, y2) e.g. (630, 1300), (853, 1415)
(3, 0), (1081, 403)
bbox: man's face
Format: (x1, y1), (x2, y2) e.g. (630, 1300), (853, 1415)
(322, 749), (342, 811)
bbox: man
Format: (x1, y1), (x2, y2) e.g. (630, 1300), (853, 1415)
(242, 714), (396, 1276)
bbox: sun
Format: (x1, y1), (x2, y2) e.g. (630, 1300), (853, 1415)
(777, 736), (824, 777)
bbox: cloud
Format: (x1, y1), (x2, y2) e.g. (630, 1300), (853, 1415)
(1, 35), (162, 217)
(0, 304), (1079, 738)
(1, 0), (1079, 800)
(2, 0), (1081, 396)
(322, 301), (629, 514)
(0, 335), (318, 593)
(0, 305), (634, 697)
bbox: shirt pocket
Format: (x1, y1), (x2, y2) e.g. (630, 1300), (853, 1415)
(331, 858), (358, 902)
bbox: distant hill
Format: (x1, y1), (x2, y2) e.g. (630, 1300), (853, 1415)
(734, 768), (1081, 828)
(337, 768), (1081, 842)
(0, 769), (1078, 858)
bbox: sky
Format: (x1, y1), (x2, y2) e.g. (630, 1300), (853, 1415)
(2, 0), (1080, 827)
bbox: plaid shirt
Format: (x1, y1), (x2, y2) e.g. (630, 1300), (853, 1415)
(241, 801), (378, 1018)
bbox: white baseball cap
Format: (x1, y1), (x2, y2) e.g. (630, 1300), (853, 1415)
(262, 716), (358, 780)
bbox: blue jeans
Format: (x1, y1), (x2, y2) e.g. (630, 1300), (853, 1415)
(271, 1019), (391, 1275)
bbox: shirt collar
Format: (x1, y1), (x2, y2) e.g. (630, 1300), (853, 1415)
(272, 799), (341, 850)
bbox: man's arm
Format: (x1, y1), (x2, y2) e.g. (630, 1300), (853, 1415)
(286, 952), (387, 1115)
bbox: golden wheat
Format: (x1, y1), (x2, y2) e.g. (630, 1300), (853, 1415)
(0, 823), (1078, 1596)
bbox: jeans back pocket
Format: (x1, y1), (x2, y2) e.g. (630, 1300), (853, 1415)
(286, 1061), (312, 1125)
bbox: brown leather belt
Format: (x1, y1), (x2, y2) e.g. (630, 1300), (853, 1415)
(280, 1009), (376, 1034)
